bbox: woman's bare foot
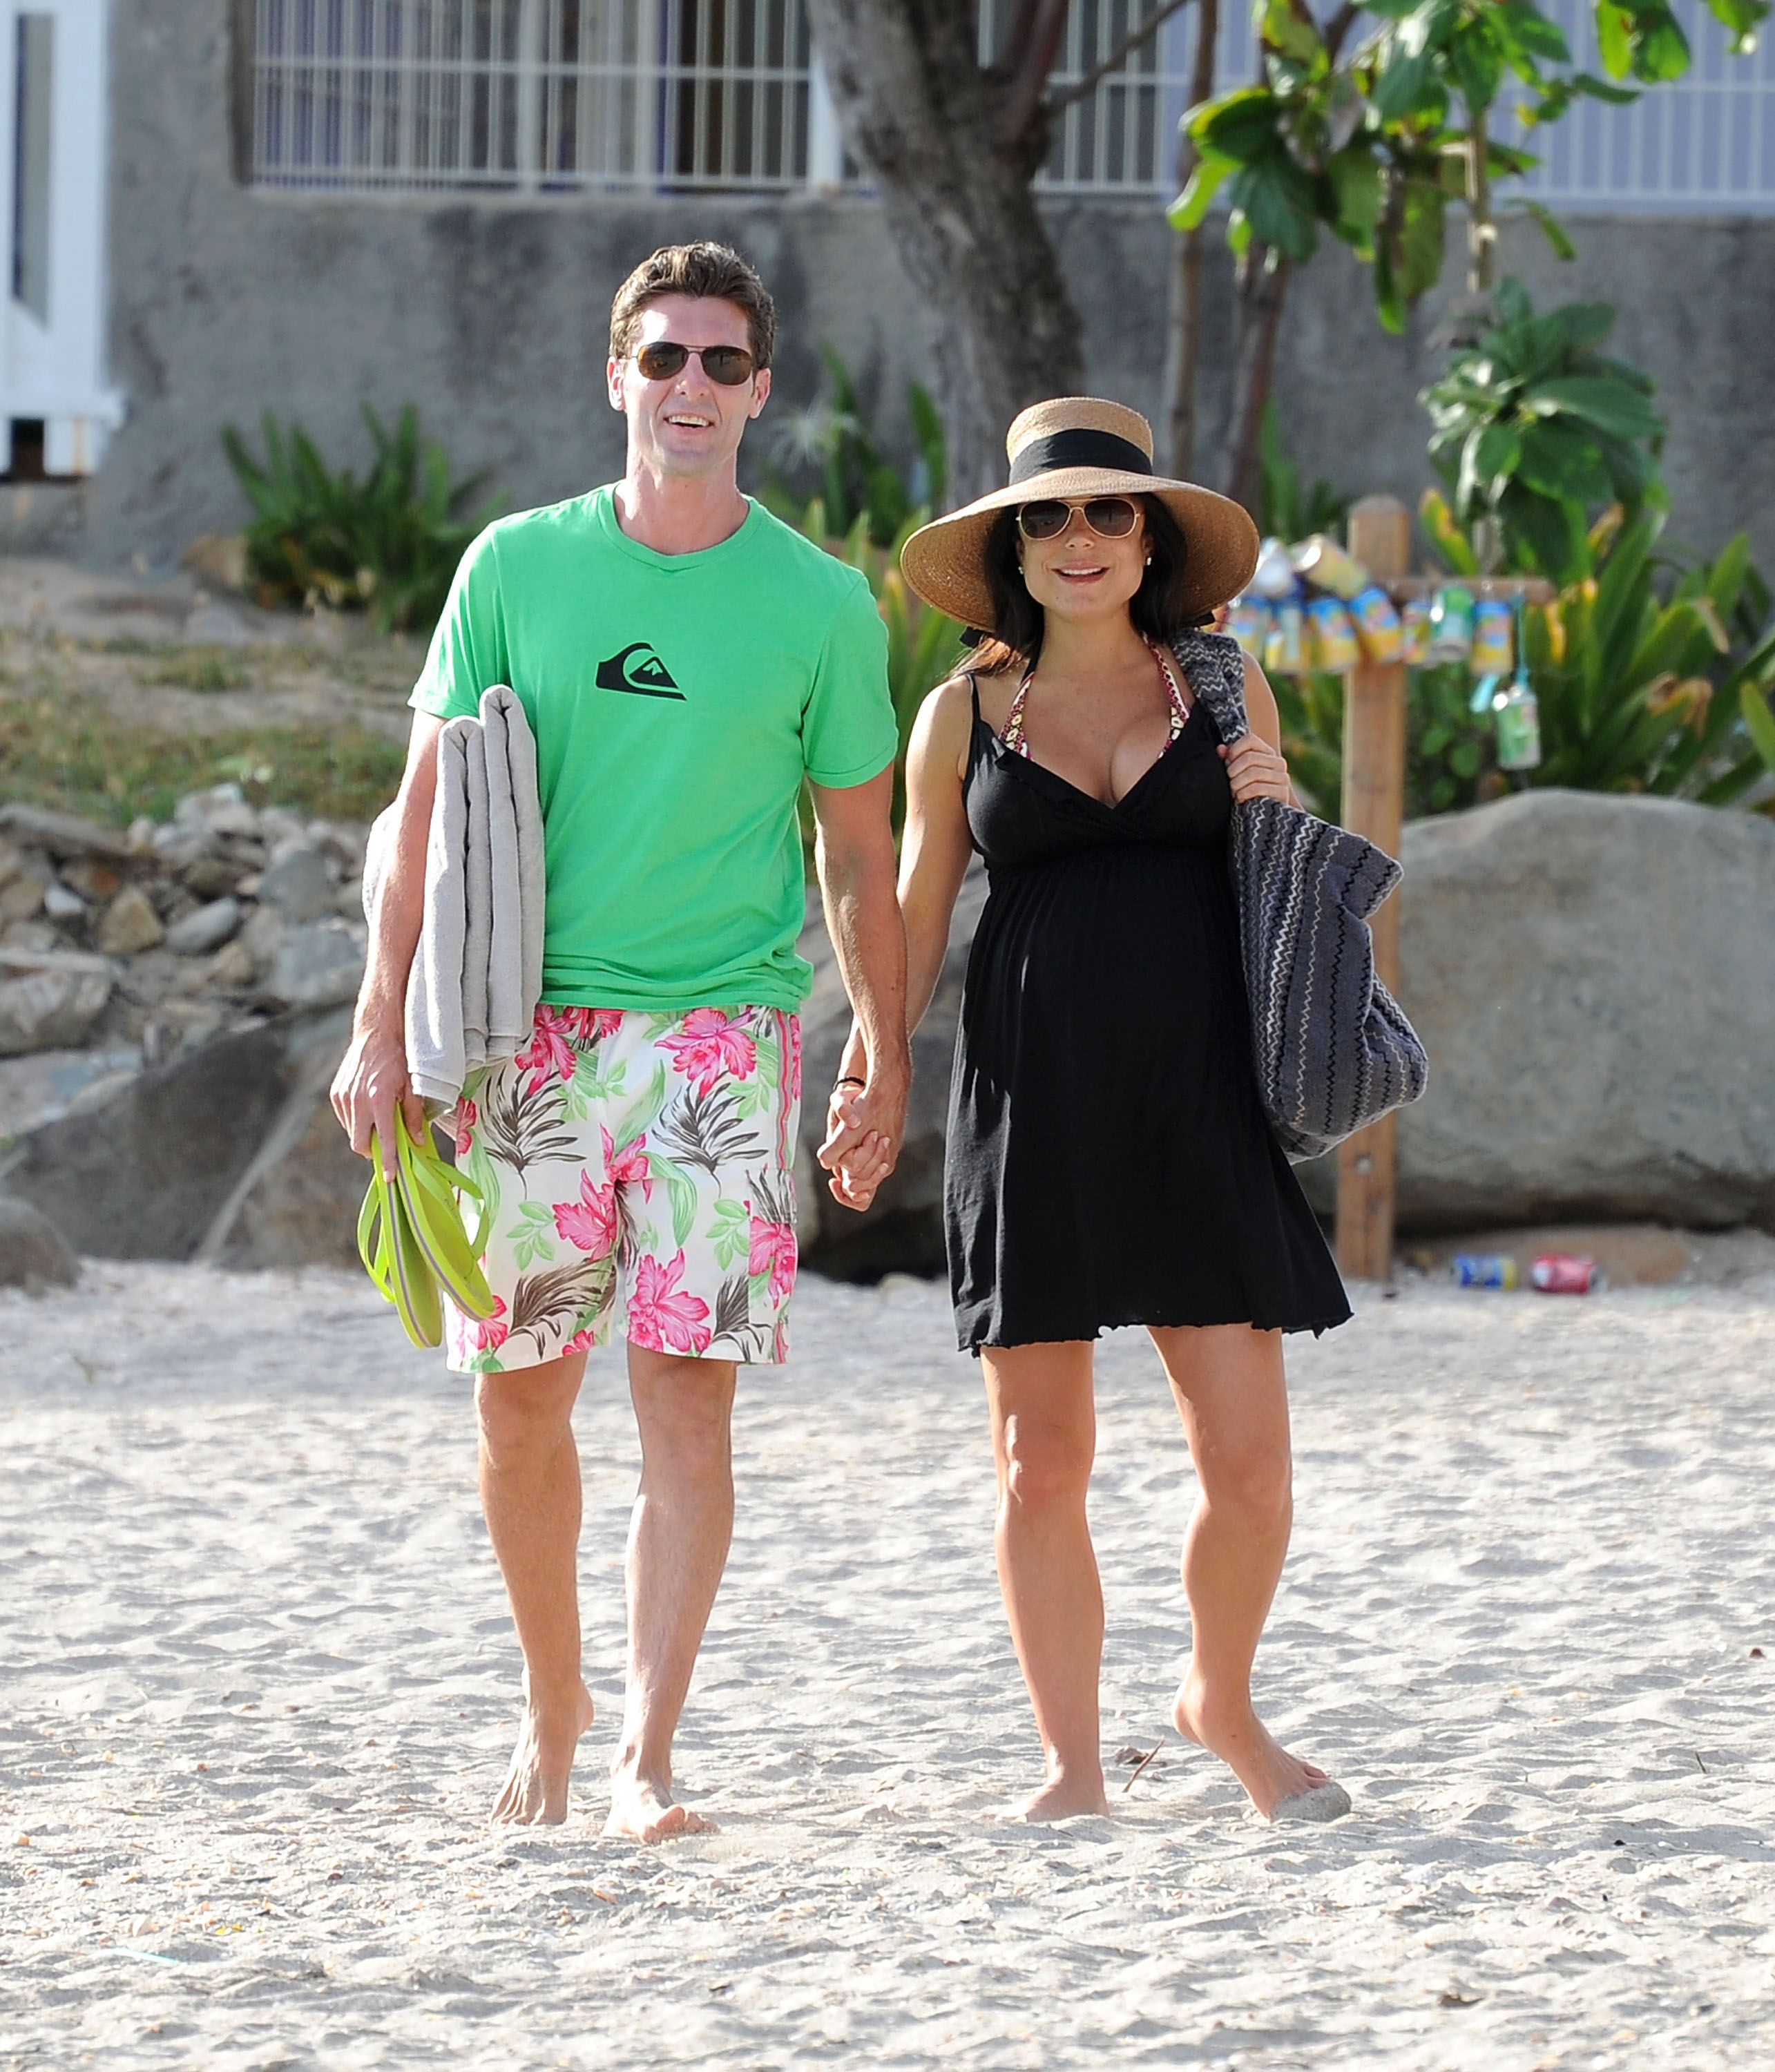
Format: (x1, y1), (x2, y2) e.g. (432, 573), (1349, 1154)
(1004, 1767), (1111, 1823)
(491, 1682), (595, 1825)
(1173, 1672), (1338, 1821)
(604, 1766), (718, 1843)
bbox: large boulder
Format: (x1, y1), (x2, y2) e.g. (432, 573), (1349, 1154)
(0, 1008), (351, 1258)
(1303, 789), (1775, 1231)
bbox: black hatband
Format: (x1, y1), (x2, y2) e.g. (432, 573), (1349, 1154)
(1009, 428), (1153, 484)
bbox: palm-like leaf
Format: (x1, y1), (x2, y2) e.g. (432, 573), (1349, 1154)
(653, 1083), (766, 1178)
(476, 1073), (578, 1176)
(509, 1258), (614, 1352)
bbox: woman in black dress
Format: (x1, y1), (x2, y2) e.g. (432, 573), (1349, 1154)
(834, 398), (1351, 1824)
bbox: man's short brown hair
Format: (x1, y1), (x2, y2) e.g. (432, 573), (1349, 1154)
(608, 242), (777, 370)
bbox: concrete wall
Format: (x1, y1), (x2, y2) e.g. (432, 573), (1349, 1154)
(93, 1), (1775, 574)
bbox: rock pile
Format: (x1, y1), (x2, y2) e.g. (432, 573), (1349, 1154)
(0, 789), (370, 1063)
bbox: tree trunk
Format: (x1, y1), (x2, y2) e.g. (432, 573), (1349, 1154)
(1162, 0), (1219, 477)
(1220, 247), (1292, 515)
(803, 0), (1084, 506)
(1466, 106), (1494, 296)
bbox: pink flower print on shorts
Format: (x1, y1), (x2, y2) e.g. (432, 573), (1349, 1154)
(443, 1001), (800, 1373)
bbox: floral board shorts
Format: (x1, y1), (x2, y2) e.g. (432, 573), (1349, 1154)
(444, 1001), (802, 1374)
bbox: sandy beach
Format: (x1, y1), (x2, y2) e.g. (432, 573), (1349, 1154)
(3, 1258), (1774, 2070)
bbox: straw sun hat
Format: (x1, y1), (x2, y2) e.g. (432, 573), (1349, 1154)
(899, 396), (1258, 632)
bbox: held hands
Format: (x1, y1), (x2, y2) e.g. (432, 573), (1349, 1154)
(816, 1064), (906, 1213)
(1218, 733), (1293, 805)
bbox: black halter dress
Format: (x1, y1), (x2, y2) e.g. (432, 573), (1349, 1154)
(944, 666), (1352, 1353)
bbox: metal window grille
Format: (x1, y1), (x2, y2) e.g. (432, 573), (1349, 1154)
(978, 0), (1212, 193)
(1507, 0), (1775, 211)
(251, 0), (813, 192)
(249, 1), (1775, 209)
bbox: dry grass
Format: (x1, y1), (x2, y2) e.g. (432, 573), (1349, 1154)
(0, 687), (405, 827)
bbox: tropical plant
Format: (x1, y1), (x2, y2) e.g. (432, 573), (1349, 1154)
(1517, 509), (1775, 803)
(222, 404), (495, 633)
(1254, 398), (1352, 546)
(1419, 280), (1664, 584)
(1169, 1), (1767, 506)
(767, 346), (947, 548)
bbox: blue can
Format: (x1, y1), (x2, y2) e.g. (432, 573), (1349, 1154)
(1452, 1254), (1518, 1289)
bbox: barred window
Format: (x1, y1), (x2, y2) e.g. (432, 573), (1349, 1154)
(246, 0), (1775, 208)
(249, 0), (815, 191)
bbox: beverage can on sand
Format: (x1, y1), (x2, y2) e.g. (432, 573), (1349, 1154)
(1350, 584), (1404, 664)
(1531, 1253), (1602, 1294)
(1452, 1254), (1518, 1289)
(1307, 596), (1360, 671)
(1227, 594), (1269, 659)
(1291, 534), (1369, 599)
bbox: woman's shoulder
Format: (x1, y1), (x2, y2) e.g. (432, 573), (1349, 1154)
(937, 658), (1024, 736)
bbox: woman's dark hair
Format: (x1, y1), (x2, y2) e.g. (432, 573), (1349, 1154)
(969, 495), (1202, 674)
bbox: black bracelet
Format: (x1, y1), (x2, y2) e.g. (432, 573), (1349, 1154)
(834, 1075), (866, 1090)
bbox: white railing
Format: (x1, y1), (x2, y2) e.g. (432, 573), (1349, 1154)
(250, 0), (1775, 209)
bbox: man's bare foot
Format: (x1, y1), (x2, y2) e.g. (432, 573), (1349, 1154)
(490, 1683), (595, 1825)
(1003, 1769), (1111, 1823)
(1173, 1672), (1340, 1821)
(604, 1767), (718, 1843)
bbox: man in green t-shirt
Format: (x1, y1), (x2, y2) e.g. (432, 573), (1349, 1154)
(332, 242), (908, 1841)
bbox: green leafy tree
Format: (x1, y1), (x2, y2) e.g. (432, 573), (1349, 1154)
(1419, 280), (1664, 584)
(1169, 0), (1768, 508)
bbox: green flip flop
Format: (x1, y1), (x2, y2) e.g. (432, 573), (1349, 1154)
(357, 1113), (496, 1349)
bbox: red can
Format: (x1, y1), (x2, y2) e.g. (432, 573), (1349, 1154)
(1531, 1253), (1600, 1294)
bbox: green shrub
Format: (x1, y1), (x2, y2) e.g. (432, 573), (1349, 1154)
(222, 405), (495, 633)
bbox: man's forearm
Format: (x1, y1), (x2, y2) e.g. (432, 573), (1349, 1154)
(818, 846), (910, 1091)
(356, 735), (440, 1039)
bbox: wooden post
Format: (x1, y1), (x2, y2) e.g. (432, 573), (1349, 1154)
(1336, 496), (1411, 1283)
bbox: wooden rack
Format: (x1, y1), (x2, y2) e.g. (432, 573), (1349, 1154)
(1329, 505), (1553, 1283)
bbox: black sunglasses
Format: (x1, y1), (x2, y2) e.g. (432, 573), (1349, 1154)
(1017, 497), (1141, 541)
(633, 340), (758, 386)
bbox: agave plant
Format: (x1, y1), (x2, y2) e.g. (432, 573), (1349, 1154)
(1420, 280), (1664, 586)
(222, 404), (495, 633)
(1519, 508), (1775, 803)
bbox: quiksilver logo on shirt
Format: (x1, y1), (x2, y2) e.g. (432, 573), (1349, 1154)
(595, 642), (685, 700)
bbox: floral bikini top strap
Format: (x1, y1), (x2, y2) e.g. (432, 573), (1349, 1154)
(999, 638), (1191, 760)
(1149, 638), (1193, 738)
(1001, 666), (1037, 756)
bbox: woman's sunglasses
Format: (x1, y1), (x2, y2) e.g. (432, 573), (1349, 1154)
(633, 340), (758, 386)
(1016, 496), (1140, 541)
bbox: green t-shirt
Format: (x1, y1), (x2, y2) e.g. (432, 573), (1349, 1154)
(410, 486), (896, 1011)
